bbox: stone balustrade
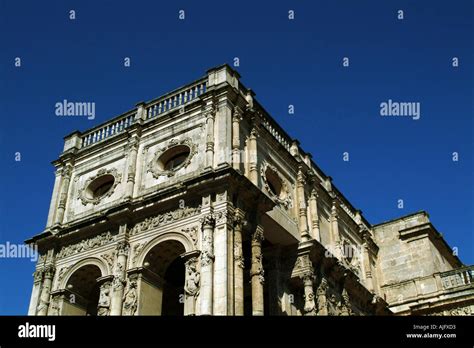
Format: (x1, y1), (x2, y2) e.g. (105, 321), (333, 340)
(79, 78), (207, 150)
(261, 117), (292, 153)
(81, 111), (136, 148)
(440, 266), (474, 290)
(145, 79), (206, 120)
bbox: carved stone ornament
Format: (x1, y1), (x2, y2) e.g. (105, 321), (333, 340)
(55, 265), (72, 289)
(130, 243), (145, 267)
(147, 138), (197, 178)
(182, 226), (198, 247)
(184, 257), (200, 297)
(122, 280), (138, 316)
(97, 282), (111, 316)
(56, 232), (115, 259)
(234, 239), (245, 269)
(100, 251), (116, 272)
(77, 168), (122, 206)
(260, 160), (293, 209)
(48, 296), (61, 316)
(129, 206), (201, 236)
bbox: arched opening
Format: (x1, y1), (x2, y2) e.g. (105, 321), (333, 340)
(142, 239), (186, 315)
(64, 264), (102, 316)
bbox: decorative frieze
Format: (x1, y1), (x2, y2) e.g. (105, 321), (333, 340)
(56, 232), (114, 259)
(129, 206), (201, 236)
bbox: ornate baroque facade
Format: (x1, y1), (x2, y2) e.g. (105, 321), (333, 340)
(26, 65), (473, 316)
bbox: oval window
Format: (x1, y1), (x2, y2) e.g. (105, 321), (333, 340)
(158, 145), (191, 171)
(265, 168), (283, 197)
(86, 174), (115, 199)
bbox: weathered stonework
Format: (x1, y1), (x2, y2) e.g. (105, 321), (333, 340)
(26, 64), (472, 316)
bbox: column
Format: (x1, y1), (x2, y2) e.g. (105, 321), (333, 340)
(309, 187), (321, 242)
(200, 214), (215, 315)
(37, 266), (55, 315)
(28, 270), (43, 315)
(232, 107), (242, 171)
(110, 241), (129, 315)
(301, 272), (316, 315)
(330, 199), (341, 247)
(55, 164), (72, 225)
(248, 126), (258, 185)
(250, 223), (264, 316)
(233, 213), (245, 315)
(316, 276), (329, 315)
(46, 170), (62, 227)
(296, 167), (311, 242)
(362, 232), (375, 292)
(124, 137), (139, 199)
(204, 104), (216, 169)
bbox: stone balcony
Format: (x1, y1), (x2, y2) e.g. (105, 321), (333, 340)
(383, 265), (474, 315)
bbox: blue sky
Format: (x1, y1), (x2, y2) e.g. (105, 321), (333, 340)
(0, 0), (472, 314)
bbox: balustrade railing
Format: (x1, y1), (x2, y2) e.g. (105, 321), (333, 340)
(440, 266), (474, 290)
(261, 117), (291, 152)
(80, 78), (207, 149)
(145, 79), (206, 120)
(81, 112), (136, 148)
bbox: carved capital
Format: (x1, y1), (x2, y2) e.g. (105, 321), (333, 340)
(43, 266), (56, 279)
(251, 226), (264, 244)
(200, 214), (215, 229)
(116, 241), (130, 256)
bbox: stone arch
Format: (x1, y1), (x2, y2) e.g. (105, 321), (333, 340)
(60, 257), (108, 290)
(136, 230), (195, 268)
(134, 231), (196, 316)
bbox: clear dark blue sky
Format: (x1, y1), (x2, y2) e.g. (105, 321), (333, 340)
(0, 0), (472, 314)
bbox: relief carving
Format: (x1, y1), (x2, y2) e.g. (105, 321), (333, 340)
(56, 232), (114, 259)
(129, 206), (201, 236)
(97, 282), (111, 316)
(122, 281), (138, 316)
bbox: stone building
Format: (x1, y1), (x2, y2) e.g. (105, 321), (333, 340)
(26, 64), (473, 316)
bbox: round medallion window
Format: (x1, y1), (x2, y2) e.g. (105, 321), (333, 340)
(265, 168), (284, 198)
(86, 174), (115, 199)
(157, 145), (191, 171)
